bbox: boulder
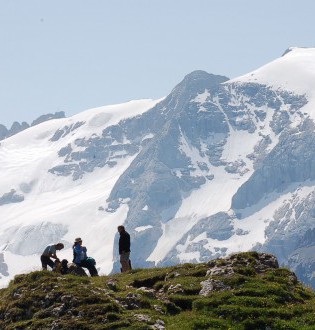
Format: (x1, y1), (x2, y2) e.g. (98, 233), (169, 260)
(67, 263), (88, 277)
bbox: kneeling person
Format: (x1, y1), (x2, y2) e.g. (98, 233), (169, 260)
(41, 243), (64, 270)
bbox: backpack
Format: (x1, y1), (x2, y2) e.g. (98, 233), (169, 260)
(86, 257), (96, 266)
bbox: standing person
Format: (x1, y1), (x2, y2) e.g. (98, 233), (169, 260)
(117, 225), (131, 272)
(73, 237), (98, 276)
(41, 243), (64, 270)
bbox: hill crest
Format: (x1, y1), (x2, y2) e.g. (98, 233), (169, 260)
(1, 252), (315, 329)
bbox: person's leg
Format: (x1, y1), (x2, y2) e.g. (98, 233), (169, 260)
(120, 252), (130, 272)
(41, 256), (55, 270)
(47, 258), (55, 270)
(41, 255), (48, 270)
(90, 265), (98, 276)
(87, 265), (98, 276)
(79, 260), (90, 275)
(80, 260), (98, 276)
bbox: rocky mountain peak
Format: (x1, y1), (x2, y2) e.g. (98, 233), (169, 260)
(169, 70), (229, 103)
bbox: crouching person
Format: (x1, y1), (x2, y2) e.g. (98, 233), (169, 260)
(41, 243), (64, 270)
(73, 238), (98, 276)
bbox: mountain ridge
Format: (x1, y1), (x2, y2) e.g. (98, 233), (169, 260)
(0, 111), (66, 141)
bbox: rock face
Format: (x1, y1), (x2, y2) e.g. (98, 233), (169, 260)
(254, 190), (315, 263)
(0, 111), (65, 141)
(288, 246), (315, 288)
(96, 72), (307, 273)
(0, 124), (8, 140)
(232, 119), (315, 210)
(0, 189), (24, 206)
(8, 121), (30, 137)
(31, 111), (65, 127)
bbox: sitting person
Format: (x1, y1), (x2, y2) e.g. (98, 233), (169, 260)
(41, 243), (64, 270)
(73, 238), (98, 276)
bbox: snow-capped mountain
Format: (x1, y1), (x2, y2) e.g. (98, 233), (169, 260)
(1, 47), (315, 288)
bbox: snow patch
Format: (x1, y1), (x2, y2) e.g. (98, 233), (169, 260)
(135, 225), (153, 232)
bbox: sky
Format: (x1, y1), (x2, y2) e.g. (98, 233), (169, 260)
(0, 0), (314, 127)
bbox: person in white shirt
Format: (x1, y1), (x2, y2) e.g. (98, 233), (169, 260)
(41, 243), (64, 270)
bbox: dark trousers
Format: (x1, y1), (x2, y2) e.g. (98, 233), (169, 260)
(76, 260), (98, 276)
(120, 252), (131, 272)
(41, 255), (55, 270)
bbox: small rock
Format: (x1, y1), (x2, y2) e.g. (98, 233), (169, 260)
(67, 263), (88, 276)
(117, 292), (143, 309)
(13, 292), (21, 299)
(151, 319), (166, 330)
(134, 313), (151, 322)
(167, 284), (184, 295)
(199, 279), (230, 296)
(165, 271), (181, 281)
(137, 287), (156, 298)
(51, 304), (65, 317)
(206, 266), (234, 277)
(77, 311), (84, 318)
(60, 295), (73, 304)
(153, 305), (165, 314)
(50, 320), (62, 330)
(107, 279), (118, 290)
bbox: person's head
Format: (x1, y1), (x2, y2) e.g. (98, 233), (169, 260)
(74, 237), (82, 246)
(117, 225), (125, 234)
(56, 243), (64, 250)
(61, 259), (68, 269)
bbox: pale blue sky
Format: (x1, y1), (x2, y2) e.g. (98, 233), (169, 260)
(0, 0), (314, 126)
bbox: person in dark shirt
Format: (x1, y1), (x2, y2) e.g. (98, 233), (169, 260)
(117, 225), (131, 272)
(41, 243), (64, 270)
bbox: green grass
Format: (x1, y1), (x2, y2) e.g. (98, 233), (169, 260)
(1, 252), (315, 329)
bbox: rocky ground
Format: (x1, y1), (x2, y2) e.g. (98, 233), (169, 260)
(0, 252), (315, 329)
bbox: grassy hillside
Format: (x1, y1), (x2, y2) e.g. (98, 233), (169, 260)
(1, 252), (315, 329)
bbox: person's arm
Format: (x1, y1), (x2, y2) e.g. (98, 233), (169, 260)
(48, 246), (59, 260)
(126, 233), (131, 251)
(73, 248), (77, 263)
(82, 247), (87, 259)
(49, 253), (59, 260)
(119, 236), (123, 254)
